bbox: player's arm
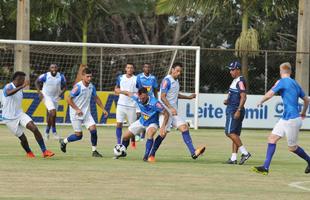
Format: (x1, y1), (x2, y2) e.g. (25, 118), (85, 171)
(5, 80), (29, 96)
(35, 75), (45, 100)
(257, 80), (282, 107)
(114, 75), (121, 95)
(154, 88), (158, 98)
(300, 96), (309, 119)
(159, 109), (169, 136)
(59, 74), (67, 98)
(94, 95), (108, 117)
(153, 76), (159, 98)
(178, 93), (196, 99)
(66, 96), (83, 116)
(224, 93), (230, 105)
(161, 92), (177, 115)
(119, 90), (134, 97)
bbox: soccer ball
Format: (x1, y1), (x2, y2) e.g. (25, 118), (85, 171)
(113, 144), (126, 157)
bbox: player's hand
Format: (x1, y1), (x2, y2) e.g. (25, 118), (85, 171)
(223, 99), (228, 105)
(76, 109), (83, 117)
(114, 88), (121, 94)
(170, 107), (177, 116)
(38, 92), (44, 100)
(257, 102), (263, 107)
(22, 80), (30, 88)
(103, 109), (108, 117)
(234, 110), (240, 119)
(301, 113), (306, 120)
(189, 94), (196, 99)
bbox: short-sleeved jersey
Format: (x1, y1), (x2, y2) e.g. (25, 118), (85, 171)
(271, 77), (305, 120)
(2, 82), (23, 120)
(136, 73), (158, 97)
(69, 81), (96, 120)
(116, 74), (138, 108)
(38, 72), (66, 98)
(131, 95), (164, 126)
(159, 75), (179, 110)
(227, 76), (246, 111)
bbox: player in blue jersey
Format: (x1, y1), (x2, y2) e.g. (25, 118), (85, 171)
(35, 64), (66, 140)
(224, 61), (251, 165)
(253, 62), (310, 175)
(114, 87), (169, 161)
(2, 71), (55, 158)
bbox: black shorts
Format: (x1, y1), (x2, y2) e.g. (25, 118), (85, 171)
(225, 109), (245, 136)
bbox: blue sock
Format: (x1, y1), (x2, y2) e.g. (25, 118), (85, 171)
(45, 126), (50, 134)
(90, 130), (98, 147)
(52, 126), (57, 133)
(67, 134), (83, 142)
(116, 128), (122, 144)
(293, 146), (310, 164)
(143, 138), (154, 160)
(182, 130), (195, 155)
(122, 139), (130, 149)
(263, 143), (276, 170)
(150, 135), (165, 156)
(36, 138), (47, 152)
(141, 130), (146, 139)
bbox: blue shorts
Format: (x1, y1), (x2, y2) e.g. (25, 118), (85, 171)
(225, 109), (245, 136)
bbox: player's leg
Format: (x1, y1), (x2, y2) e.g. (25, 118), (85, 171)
(60, 119), (83, 153)
(43, 96), (54, 140)
(85, 114), (102, 157)
(143, 124), (158, 161)
(18, 134), (35, 157)
(116, 106), (125, 144)
(127, 107), (138, 149)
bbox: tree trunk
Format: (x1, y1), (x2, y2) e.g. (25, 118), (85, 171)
(82, 18), (88, 65)
(173, 16), (184, 45)
(241, 6), (249, 85)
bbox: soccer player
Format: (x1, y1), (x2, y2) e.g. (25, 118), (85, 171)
(2, 71), (55, 158)
(114, 63), (138, 147)
(35, 64), (66, 140)
(253, 62), (310, 175)
(59, 68), (108, 157)
(114, 87), (169, 161)
(147, 63), (206, 162)
(224, 61), (251, 165)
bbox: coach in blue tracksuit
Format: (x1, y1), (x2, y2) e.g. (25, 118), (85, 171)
(224, 61), (251, 165)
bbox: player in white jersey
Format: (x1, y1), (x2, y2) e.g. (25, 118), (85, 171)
(35, 64), (66, 140)
(114, 63), (138, 148)
(59, 68), (108, 157)
(2, 71), (55, 158)
(148, 63), (205, 162)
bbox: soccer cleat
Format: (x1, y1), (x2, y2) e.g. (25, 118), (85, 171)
(131, 141), (136, 149)
(52, 133), (61, 140)
(252, 166), (269, 175)
(59, 139), (67, 153)
(148, 156), (156, 163)
(305, 164), (310, 174)
(42, 150), (55, 158)
(92, 150), (103, 157)
(225, 158), (237, 164)
(26, 152), (35, 158)
(191, 146), (206, 159)
(239, 152), (251, 165)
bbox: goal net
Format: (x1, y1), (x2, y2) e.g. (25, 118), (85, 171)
(0, 40), (200, 129)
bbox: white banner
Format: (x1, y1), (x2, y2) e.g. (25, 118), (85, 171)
(178, 93), (310, 129)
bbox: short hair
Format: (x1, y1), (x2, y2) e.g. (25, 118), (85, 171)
(126, 63), (135, 67)
(280, 62), (292, 74)
(172, 62), (183, 69)
(143, 63), (151, 66)
(12, 71), (26, 80)
(138, 87), (148, 95)
(82, 67), (92, 75)
(50, 64), (58, 67)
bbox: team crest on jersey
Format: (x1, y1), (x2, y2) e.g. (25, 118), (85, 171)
(156, 102), (163, 109)
(161, 79), (168, 89)
(72, 85), (79, 93)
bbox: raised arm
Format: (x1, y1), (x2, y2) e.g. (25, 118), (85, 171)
(178, 93), (196, 99)
(5, 80), (29, 96)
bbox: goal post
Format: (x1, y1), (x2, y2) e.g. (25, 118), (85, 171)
(0, 39), (200, 129)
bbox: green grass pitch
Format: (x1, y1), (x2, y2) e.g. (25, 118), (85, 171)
(0, 125), (309, 200)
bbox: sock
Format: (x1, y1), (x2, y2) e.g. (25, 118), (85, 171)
(239, 145), (248, 155)
(52, 126), (57, 134)
(63, 138), (68, 144)
(45, 126), (50, 134)
(116, 127), (122, 144)
(150, 135), (165, 156)
(293, 146), (310, 164)
(36, 138), (47, 152)
(143, 138), (154, 159)
(92, 146), (97, 152)
(122, 139), (130, 149)
(141, 130), (146, 139)
(90, 129), (98, 147)
(67, 134), (83, 143)
(263, 143), (276, 170)
(231, 153), (237, 161)
(182, 130), (195, 155)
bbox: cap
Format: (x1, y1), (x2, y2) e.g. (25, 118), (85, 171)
(228, 61), (241, 70)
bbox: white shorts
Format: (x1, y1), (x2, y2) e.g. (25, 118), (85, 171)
(43, 95), (58, 111)
(3, 113), (33, 137)
(71, 112), (96, 132)
(128, 120), (158, 135)
(159, 114), (186, 132)
(272, 117), (302, 146)
(116, 105), (137, 125)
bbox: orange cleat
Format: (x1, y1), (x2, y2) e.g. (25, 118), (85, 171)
(26, 152), (35, 158)
(42, 150), (55, 158)
(148, 156), (156, 163)
(131, 141), (136, 149)
(192, 146), (206, 159)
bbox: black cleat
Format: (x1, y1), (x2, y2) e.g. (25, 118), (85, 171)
(252, 166), (269, 175)
(225, 158), (237, 164)
(239, 152), (251, 165)
(113, 151), (127, 159)
(92, 150), (103, 157)
(305, 164), (310, 174)
(59, 139), (67, 153)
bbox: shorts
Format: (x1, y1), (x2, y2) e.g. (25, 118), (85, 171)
(225, 110), (245, 135)
(3, 113), (33, 137)
(159, 114), (186, 132)
(43, 95), (58, 111)
(272, 117), (302, 146)
(71, 112), (96, 132)
(128, 120), (158, 135)
(116, 105), (137, 125)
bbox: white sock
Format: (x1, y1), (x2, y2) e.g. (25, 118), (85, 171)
(63, 138), (68, 144)
(92, 146), (97, 152)
(231, 153), (237, 161)
(239, 146), (248, 155)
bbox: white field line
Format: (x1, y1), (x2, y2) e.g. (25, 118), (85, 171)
(288, 181), (310, 192)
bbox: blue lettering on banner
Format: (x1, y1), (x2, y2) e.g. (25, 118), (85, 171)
(274, 102), (310, 118)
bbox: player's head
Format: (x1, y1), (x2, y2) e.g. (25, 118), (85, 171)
(279, 62), (292, 76)
(125, 63), (135, 76)
(138, 87), (149, 104)
(228, 61), (241, 78)
(143, 63), (151, 75)
(82, 67), (92, 84)
(12, 71), (26, 86)
(49, 64), (58, 76)
(170, 62), (182, 79)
